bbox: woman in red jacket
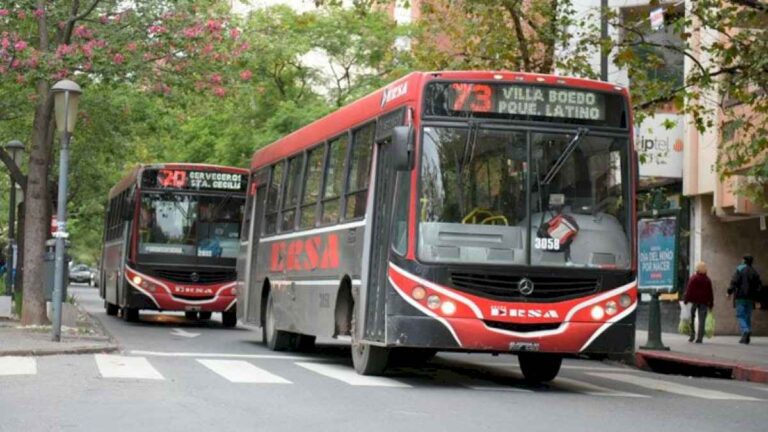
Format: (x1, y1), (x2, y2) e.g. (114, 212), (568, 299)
(684, 262), (714, 343)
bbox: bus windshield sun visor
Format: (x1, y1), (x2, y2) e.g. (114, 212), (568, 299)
(540, 127), (589, 185)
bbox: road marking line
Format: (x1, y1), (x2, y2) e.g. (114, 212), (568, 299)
(464, 385), (533, 393)
(553, 377), (648, 398)
(171, 328), (200, 338)
(130, 350), (321, 360)
(198, 359), (291, 384)
(295, 362), (411, 387)
(95, 355), (164, 380)
(588, 373), (763, 401)
(0, 357), (36, 376)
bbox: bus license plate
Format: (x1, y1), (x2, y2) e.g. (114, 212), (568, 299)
(509, 342), (540, 352)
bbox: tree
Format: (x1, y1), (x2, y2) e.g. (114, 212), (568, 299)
(0, 0), (245, 324)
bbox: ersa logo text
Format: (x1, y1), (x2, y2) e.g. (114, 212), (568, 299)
(270, 234), (340, 272)
(490, 306), (560, 319)
(381, 82), (408, 107)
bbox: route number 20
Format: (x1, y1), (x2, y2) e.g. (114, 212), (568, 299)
(535, 237), (561, 251)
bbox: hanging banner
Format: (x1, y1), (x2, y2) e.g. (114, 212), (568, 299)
(638, 216), (678, 292)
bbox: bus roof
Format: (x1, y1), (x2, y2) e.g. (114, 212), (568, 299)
(250, 70), (628, 170)
(108, 163), (248, 199)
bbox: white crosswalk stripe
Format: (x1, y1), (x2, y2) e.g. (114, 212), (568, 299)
(198, 359), (292, 384)
(0, 356), (36, 376)
(588, 373), (764, 401)
(553, 377), (648, 398)
(95, 354), (164, 380)
(295, 362), (411, 387)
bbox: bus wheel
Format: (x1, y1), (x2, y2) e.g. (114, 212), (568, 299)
(199, 311), (212, 320)
(222, 311), (237, 328)
(350, 302), (389, 375)
(185, 311), (199, 321)
(105, 302), (118, 316)
(123, 307), (139, 323)
(518, 353), (562, 383)
(263, 291), (292, 350)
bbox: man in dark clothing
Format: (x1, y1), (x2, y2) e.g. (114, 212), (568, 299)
(728, 255), (763, 344)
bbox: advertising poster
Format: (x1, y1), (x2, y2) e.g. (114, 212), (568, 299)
(638, 216), (678, 292)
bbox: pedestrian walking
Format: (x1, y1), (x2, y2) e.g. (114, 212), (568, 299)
(684, 262), (713, 343)
(727, 255), (763, 344)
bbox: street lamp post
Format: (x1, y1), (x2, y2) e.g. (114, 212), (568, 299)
(51, 79), (81, 342)
(4, 140), (24, 296)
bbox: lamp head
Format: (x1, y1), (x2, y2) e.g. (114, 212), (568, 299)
(51, 79), (82, 134)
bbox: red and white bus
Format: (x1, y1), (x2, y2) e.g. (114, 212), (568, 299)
(101, 163), (247, 327)
(237, 71), (637, 381)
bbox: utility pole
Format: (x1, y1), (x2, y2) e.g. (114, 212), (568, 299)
(600, 0), (609, 81)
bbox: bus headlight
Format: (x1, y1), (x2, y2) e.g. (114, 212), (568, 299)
(619, 294), (632, 308)
(412, 287), (426, 300)
(440, 301), (457, 315)
(230, 287), (238, 296)
(132, 276), (142, 285)
(605, 301), (618, 316)
(427, 295), (441, 310)
(590, 305), (605, 320)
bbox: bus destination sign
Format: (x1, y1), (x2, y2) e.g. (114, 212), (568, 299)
(445, 83), (606, 121)
(144, 169), (246, 192)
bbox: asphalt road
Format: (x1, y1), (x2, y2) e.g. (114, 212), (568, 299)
(1, 285), (766, 432)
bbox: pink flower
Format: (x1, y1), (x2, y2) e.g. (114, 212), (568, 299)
(83, 62), (92, 71)
(17, 10), (26, 20)
(99, 15), (109, 25)
(229, 28), (241, 40)
(0, 10), (9, 17)
(113, 53), (124, 65)
(55, 44), (73, 58)
(16, 74), (25, 84)
(73, 25), (93, 39)
(33, 9), (44, 18)
(13, 40), (27, 52)
(10, 59), (20, 69)
(81, 43), (93, 58)
(1, 37), (9, 49)
(126, 42), (137, 52)
(148, 25), (167, 35)
(209, 73), (222, 85)
(240, 70), (252, 81)
(206, 19), (222, 32)
(213, 86), (226, 97)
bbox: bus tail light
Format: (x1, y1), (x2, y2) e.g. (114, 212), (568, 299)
(426, 295), (441, 310)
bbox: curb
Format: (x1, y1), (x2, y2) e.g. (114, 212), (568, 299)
(636, 350), (768, 384)
(74, 298), (121, 350)
(0, 344), (120, 357)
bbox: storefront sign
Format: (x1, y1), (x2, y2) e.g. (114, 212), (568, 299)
(638, 216), (678, 292)
(635, 114), (684, 178)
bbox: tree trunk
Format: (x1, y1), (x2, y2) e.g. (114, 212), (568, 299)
(20, 81), (54, 325)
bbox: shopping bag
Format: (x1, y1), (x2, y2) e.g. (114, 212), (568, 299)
(678, 301), (692, 335)
(705, 311), (716, 338)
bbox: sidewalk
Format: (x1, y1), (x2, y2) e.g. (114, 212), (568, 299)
(0, 302), (118, 357)
(635, 330), (768, 384)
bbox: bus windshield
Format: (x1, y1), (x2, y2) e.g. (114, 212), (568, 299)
(138, 192), (244, 259)
(419, 126), (631, 269)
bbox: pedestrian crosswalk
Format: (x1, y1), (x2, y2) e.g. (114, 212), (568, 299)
(0, 353), (765, 402)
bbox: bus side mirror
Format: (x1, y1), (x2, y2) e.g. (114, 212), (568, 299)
(392, 126), (413, 171)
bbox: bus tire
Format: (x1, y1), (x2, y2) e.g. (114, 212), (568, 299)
(185, 311), (199, 321)
(263, 291), (292, 351)
(105, 302), (119, 316)
(351, 301), (390, 375)
(199, 311), (212, 320)
(222, 311), (237, 328)
(518, 353), (562, 383)
(123, 307), (139, 323)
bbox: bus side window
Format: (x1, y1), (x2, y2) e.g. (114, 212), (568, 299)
(345, 122), (375, 220)
(264, 162), (284, 235)
(300, 145), (325, 229)
(321, 134), (348, 225)
(391, 171), (410, 255)
(281, 155), (303, 232)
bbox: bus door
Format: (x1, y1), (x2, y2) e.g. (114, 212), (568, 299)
(245, 184), (267, 323)
(363, 136), (399, 342)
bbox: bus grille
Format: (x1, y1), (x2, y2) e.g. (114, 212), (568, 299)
(483, 321), (561, 333)
(154, 269), (236, 284)
(450, 272), (599, 302)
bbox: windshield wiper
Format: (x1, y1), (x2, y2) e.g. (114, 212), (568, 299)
(540, 127), (589, 185)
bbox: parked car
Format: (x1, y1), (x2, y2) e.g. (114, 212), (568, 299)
(69, 264), (96, 286)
